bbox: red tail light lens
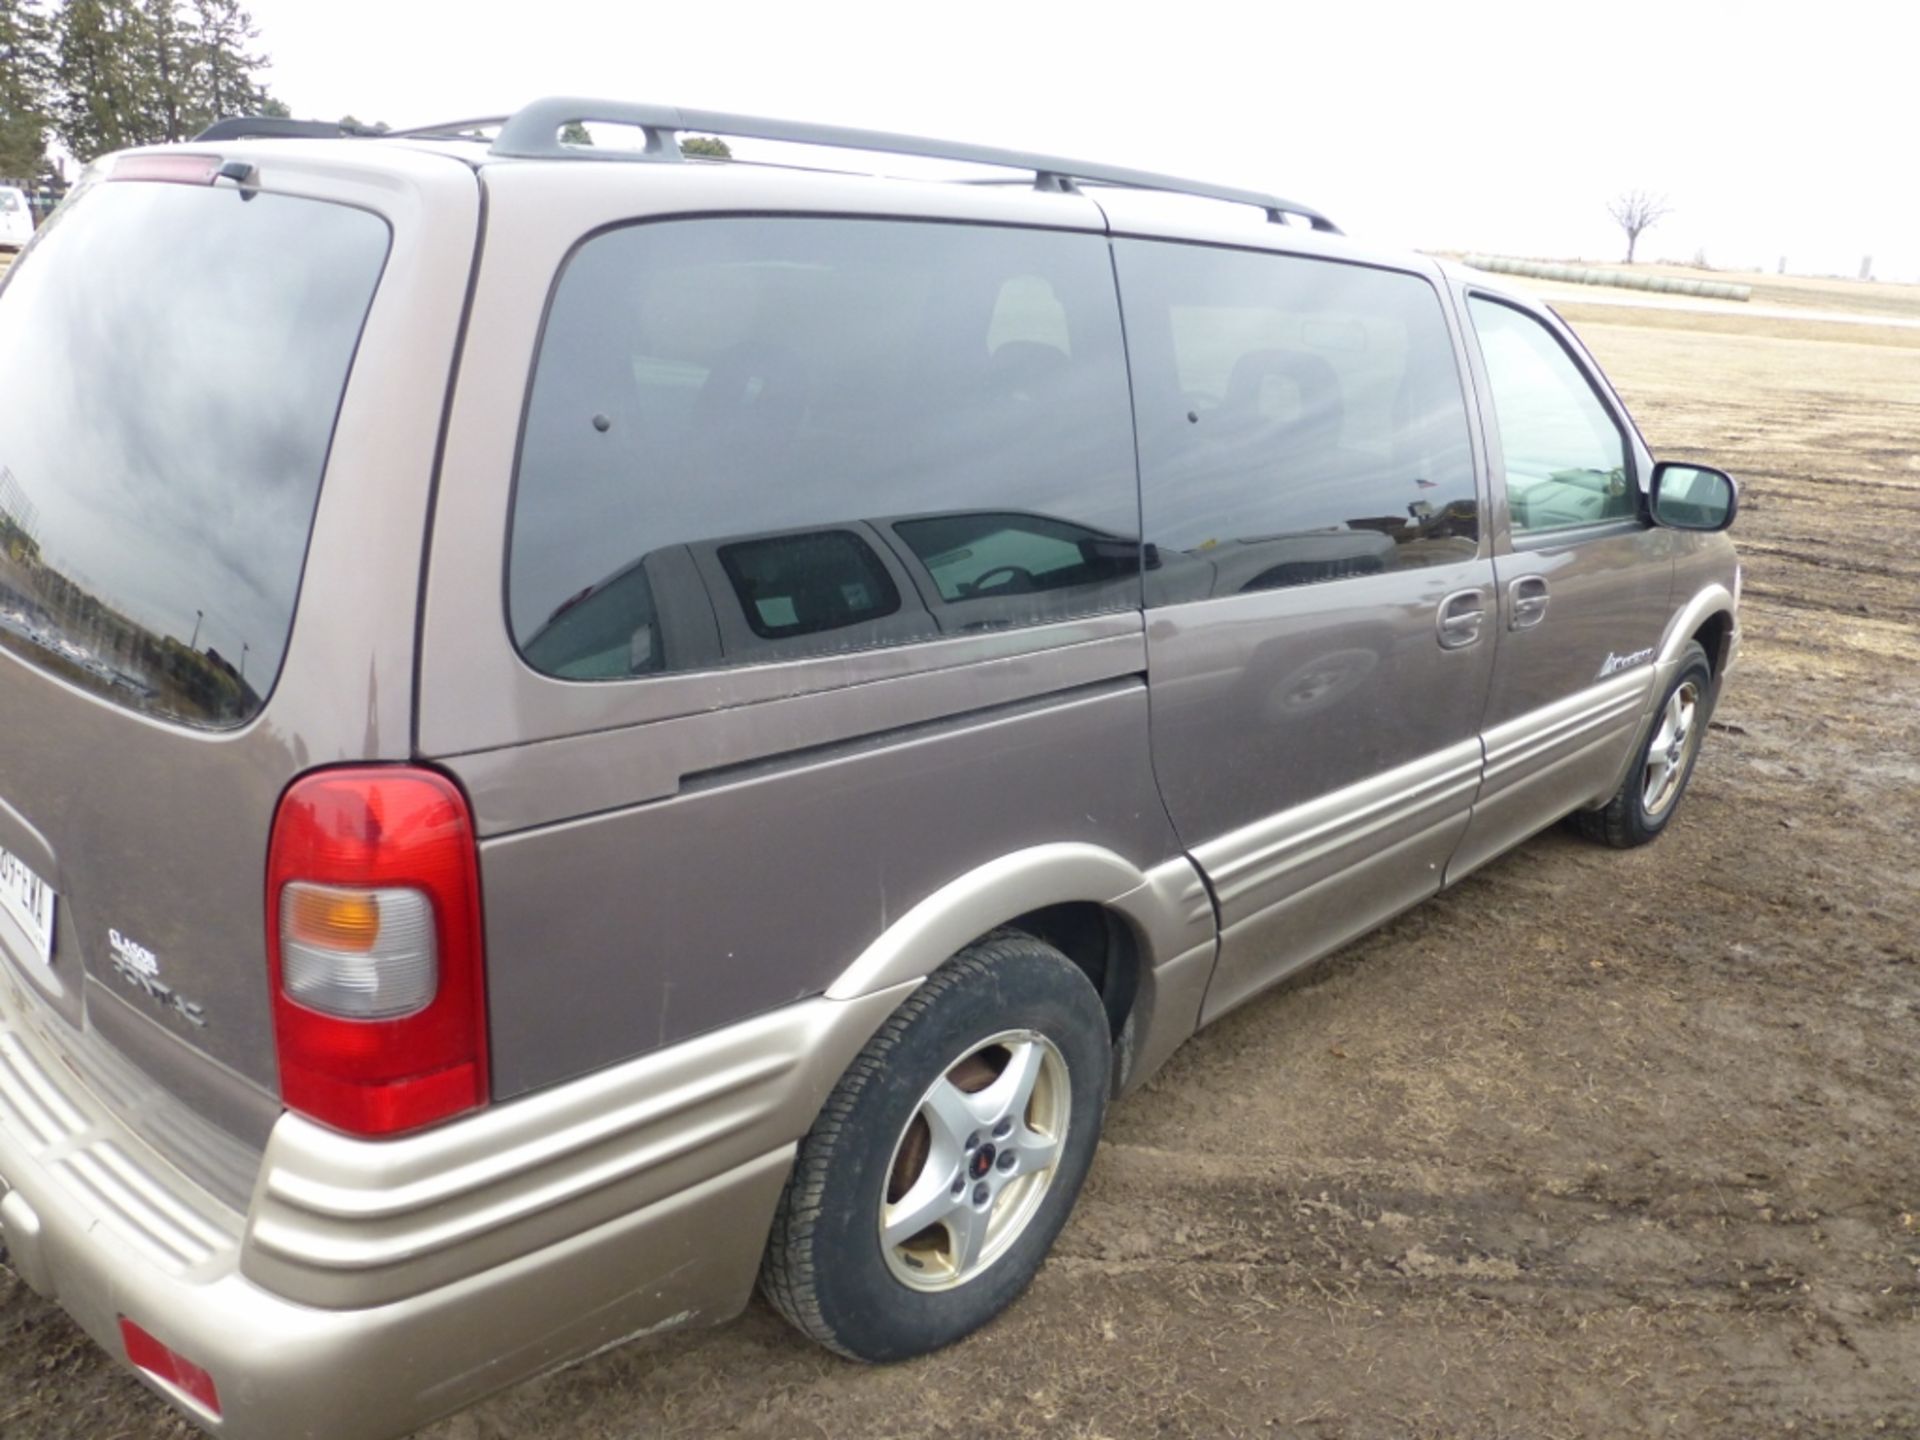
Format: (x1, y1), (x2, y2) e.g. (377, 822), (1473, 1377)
(121, 1316), (221, 1417)
(266, 767), (488, 1136)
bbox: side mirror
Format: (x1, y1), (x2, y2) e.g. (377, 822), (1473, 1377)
(1650, 461), (1738, 532)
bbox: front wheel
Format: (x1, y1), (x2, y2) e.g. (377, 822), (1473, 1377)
(1573, 640), (1713, 848)
(760, 932), (1110, 1361)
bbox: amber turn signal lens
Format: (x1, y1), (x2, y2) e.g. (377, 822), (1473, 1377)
(284, 885), (381, 952)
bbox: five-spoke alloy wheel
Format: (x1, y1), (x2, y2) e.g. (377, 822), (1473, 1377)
(760, 932), (1109, 1362)
(1640, 676), (1702, 819)
(880, 1030), (1070, 1290)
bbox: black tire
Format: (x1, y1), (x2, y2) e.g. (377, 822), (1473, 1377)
(760, 931), (1110, 1362)
(1573, 640), (1713, 849)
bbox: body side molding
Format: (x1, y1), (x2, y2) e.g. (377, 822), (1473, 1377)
(1192, 739), (1484, 929)
(1447, 668), (1655, 884)
(1476, 668), (1654, 797)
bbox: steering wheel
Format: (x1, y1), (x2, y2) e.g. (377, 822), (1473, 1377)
(965, 565), (1035, 596)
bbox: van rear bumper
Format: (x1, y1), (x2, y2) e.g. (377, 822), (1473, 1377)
(0, 967), (914, 1439)
(1, 1137), (788, 1438)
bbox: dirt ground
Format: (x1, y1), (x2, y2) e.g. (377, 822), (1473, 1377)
(5, 285), (1918, 1440)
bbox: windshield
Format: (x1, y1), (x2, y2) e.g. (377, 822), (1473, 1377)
(0, 178), (389, 727)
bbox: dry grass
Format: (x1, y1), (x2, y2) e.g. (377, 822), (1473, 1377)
(1554, 300), (1920, 351)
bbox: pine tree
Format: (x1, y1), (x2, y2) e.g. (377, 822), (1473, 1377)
(188, 0), (271, 124)
(52, 0), (153, 161)
(52, 0), (280, 159)
(0, 0), (56, 180)
(142, 0), (192, 141)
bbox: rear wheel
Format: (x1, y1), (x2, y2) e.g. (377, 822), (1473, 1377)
(760, 932), (1109, 1361)
(1574, 641), (1712, 848)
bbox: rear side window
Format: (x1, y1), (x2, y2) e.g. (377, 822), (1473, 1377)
(0, 180), (388, 728)
(1115, 241), (1478, 605)
(509, 219), (1141, 681)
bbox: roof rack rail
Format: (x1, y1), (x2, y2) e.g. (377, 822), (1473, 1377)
(384, 115), (512, 140)
(489, 97), (1340, 234)
(193, 116), (389, 142)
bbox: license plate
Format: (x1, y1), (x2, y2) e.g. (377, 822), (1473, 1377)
(0, 845), (55, 966)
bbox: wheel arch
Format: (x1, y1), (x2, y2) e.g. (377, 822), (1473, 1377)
(1690, 608), (1735, 680)
(1656, 582), (1734, 670)
(823, 843), (1215, 1094)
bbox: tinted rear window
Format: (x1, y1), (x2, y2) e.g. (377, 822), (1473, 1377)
(508, 218), (1140, 681)
(0, 179), (388, 727)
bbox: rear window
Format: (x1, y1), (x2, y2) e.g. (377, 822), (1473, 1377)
(508, 218), (1140, 680)
(0, 190), (22, 213)
(0, 179), (389, 727)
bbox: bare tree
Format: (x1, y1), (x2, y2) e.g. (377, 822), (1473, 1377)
(1607, 190), (1673, 264)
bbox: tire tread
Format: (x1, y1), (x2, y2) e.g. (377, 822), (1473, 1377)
(760, 934), (1039, 1358)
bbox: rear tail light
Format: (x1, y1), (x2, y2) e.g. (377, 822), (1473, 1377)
(267, 767), (488, 1136)
(120, 1317), (221, 1417)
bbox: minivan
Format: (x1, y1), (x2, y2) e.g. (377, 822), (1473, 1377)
(0, 99), (1739, 1439)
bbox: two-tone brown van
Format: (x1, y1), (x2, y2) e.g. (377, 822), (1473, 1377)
(0, 99), (1739, 1438)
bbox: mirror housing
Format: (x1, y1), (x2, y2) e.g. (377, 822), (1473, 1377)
(1650, 462), (1739, 531)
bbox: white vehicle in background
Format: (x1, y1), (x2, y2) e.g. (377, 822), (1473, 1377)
(0, 186), (34, 250)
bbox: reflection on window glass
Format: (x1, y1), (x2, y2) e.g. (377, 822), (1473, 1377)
(521, 561), (663, 681)
(1117, 241), (1479, 605)
(0, 181), (389, 727)
(893, 512), (1140, 605)
(1468, 298), (1633, 534)
(718, 530), (900, 639)
(510, 219), (1142, 681)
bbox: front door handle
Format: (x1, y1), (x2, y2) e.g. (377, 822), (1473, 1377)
(1509, 575), (1550, 630)
(1436, 589), (1487, 650)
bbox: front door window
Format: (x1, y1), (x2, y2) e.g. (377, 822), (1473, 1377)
(1468, 298), (1634, 535)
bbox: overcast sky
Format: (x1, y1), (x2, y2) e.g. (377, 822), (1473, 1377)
(244, 0), (1920, 281)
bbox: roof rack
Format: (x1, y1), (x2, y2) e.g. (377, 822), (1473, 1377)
(193, 117), (390, 142)
(488, 97), (1341, 234)
(385, 115), (512, 140)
